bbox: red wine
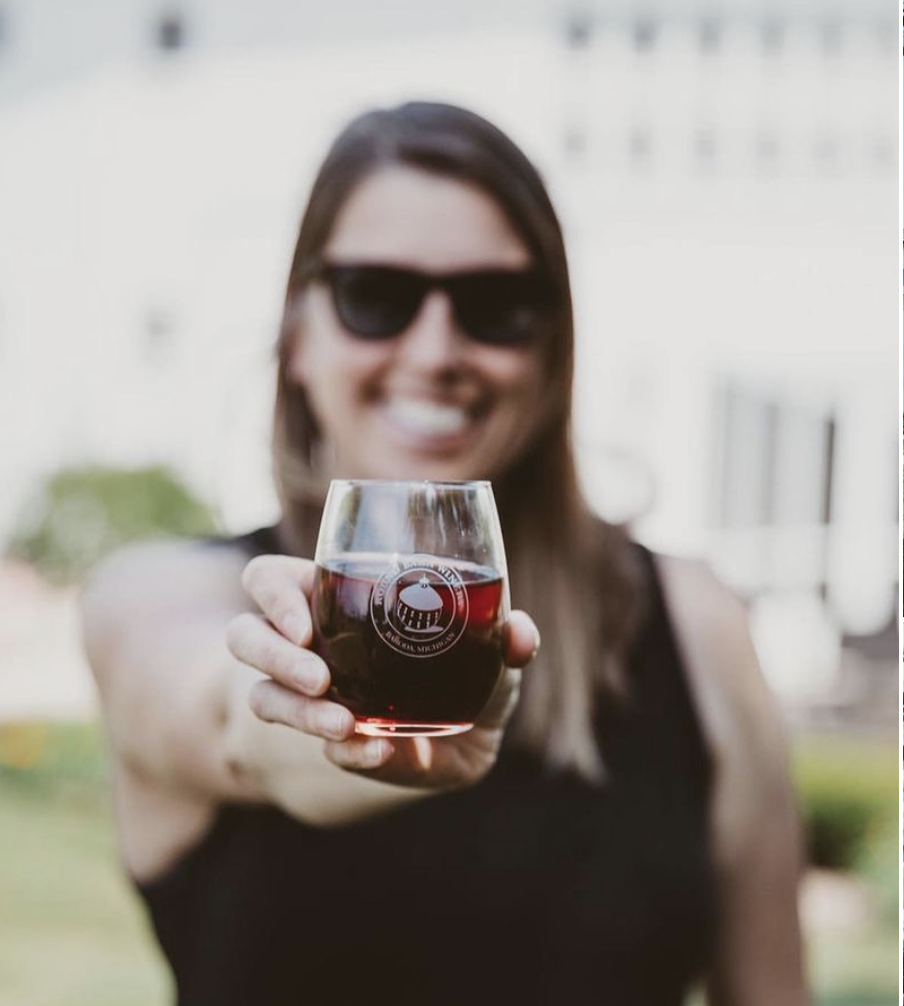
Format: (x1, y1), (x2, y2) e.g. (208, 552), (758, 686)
(311, 555), (506, 735)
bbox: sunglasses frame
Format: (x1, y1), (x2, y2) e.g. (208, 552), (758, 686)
(309, 259), (556, 347)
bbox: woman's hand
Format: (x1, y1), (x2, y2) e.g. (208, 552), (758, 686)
(226, 554), (538, 790)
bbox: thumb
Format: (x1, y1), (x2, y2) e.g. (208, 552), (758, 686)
(503, 610), (540, 668)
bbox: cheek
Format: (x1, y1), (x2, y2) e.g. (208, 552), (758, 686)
(481, 350), (545, 402)
(284, 289), (343, 387)
(286, 341), (307, 386)
(287, 330), (392, 405)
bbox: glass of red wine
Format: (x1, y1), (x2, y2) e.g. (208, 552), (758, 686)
(311, 479), (510, 737)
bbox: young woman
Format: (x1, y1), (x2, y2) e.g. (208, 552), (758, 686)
(81, 102), (808, 1005)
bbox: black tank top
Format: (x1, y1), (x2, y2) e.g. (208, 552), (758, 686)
(136, 527), (716, 1006)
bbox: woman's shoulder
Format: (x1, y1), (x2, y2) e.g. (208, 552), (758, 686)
(83, 534), (250, 601)
(653, 552), (745, 638)
(652, 552), (774, 740)
(653, 552), (794, 858)
(80, 535), (255, 662)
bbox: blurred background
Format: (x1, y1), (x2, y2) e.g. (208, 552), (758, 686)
(0, 1), (898, 1003)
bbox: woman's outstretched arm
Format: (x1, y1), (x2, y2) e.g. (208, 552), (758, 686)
(81, 540), (535, 878)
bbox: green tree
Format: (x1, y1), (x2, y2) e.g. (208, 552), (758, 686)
(8, 465), (219, 583)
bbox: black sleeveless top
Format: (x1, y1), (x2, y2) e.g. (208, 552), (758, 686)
(136, 527), (716, 1005)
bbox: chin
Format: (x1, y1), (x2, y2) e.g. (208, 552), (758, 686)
(376, 454), (486, 483)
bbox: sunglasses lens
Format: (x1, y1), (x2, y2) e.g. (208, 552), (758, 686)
(452, 273), (552, 346)
(328, 267), (424, 339)
(321, 264), (555, 346)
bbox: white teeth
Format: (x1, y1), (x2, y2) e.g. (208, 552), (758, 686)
(384, 398), (470, 436)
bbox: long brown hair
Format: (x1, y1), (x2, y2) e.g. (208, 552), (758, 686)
(272, 102), (644, 780)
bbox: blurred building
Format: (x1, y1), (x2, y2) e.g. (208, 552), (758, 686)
(0, 0), (896, 719)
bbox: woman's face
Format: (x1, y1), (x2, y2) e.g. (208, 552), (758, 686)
(287, 166), (549, 482)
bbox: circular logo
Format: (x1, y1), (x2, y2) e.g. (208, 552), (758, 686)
(370, 555), (469, 658)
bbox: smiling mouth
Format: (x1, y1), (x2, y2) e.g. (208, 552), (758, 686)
(381, 397), (476, 439)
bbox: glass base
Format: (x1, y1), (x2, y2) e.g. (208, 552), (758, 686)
(355, 718), (473, 738)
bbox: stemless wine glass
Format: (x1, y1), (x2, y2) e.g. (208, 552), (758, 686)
(311, 479), (510, 737)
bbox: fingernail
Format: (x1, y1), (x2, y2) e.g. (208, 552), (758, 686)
(286, 613), (311, 645)
(293, 660), (328, 695)
(531, 626), (541, 659)
(362, 740), (389, 767)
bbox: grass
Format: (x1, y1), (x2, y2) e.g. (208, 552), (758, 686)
(0, 722), (171, 1006)
(807, 925), (900, 1005)
(0, 721), (897, 1006)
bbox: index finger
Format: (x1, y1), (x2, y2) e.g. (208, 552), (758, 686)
(241, 554), (317, 646)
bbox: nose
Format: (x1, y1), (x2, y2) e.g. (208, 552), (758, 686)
(395, 290), (467, 373)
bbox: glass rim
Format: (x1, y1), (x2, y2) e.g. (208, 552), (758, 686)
(328, 478), (493, 489)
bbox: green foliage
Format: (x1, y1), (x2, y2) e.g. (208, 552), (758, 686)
(8, 464), (218, 583)
(0, 720), (108, 808)
(0, 720), (171, 1005)
(853, 808), (900, 926)
(791, 735), (897, 872)
(0, 722), (896, 1006)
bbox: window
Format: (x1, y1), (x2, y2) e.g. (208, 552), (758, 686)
(628, 127), (652, 164)
(755, 132), (779, 169)
(698, 16), (721, 54)
(563, 125), (587, 160)
(694, 128), (717, 167)
(156, 12), (186, 52)
(632, 16), (657, 53)
(761, 18), (783, 54)
(564, 12), (592, 50)
(143, 306), (177, 361)
(819, 20), (842, 56)
(813, 135), (838, 168)
(872, 135), (894, 170)
(712, 383), (835, 530)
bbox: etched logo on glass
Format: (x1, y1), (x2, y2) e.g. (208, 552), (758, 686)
(370, 556), (469, 658)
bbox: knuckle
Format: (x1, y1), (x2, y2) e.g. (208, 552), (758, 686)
(267, 640), (302, 684)
(274, 601), (311, 644)
(293, 701), (325, 736)
(271, 644), (298, 683)
(323, 741), (356, 770)
(225, 611), (256, 649)
(256, 635), (281, 673)
(248, 680), (274, 721)
(249, 680), (309, 731)
(270, 600), (298, 628)
(224, 617), (242, 654)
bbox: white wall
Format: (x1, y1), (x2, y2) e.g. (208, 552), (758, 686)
(0, 2), (896, 697)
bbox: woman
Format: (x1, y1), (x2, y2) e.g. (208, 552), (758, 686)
(81, 102), (808, 1005)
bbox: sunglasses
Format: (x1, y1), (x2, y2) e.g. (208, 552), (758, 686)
(311, 261), (556, 347)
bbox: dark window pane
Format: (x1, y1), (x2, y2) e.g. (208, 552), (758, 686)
(814, 135), (838, 167)
(632, 16), (657, 53)
(156, 13), (186, 52)
(694, 128), (717, 166)
(872, 135), (894, 169)
(819, 20), (842, 55)
(761, 18), (783, 54)
(564, 126), (587, 159)
(143, 307), (177, 358)
(628, 127), (651, 163)
(698, 17), (721, 53)
(565, 12), (592, 50)
(755, 132), (779, 167)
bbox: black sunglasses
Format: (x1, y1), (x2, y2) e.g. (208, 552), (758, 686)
(311, 261), (556, 347)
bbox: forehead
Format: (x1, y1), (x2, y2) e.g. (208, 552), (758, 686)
(323, 165), (531, 271)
